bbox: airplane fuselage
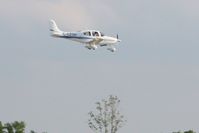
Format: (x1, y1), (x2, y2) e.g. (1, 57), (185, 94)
(53, 31), (119, 44)
(50, 20), (121, 52)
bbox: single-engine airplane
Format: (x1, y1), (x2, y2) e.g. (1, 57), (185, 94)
(49, 20), (121, 52)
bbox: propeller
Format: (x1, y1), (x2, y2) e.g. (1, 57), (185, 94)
(116, 34), (121, 42)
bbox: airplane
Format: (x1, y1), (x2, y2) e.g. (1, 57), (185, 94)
(49, 20), (121, 52)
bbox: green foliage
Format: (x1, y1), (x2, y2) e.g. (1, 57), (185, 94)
(4, 123), (14, 133)
(30, 130), (37, 133)
(0, 122), (4, 133)
(0, 121), (43, 133)
(173, 130), (196, 133)
(88, 95), (126, 133)
(12, 121), (25, 133)
(184, 130), (196, 133)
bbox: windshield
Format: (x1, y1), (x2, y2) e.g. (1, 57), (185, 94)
(100, 32), (105, 36)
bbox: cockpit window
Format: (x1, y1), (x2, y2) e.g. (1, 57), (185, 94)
(83, 31), (91, 36)
(100, 32), (105, 36)
(92, 31), (99, 37)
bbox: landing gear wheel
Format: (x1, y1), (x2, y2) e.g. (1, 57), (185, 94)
(107, 47), (116, 52)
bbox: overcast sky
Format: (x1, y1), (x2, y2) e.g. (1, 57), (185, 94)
(0, 0), (199, 133)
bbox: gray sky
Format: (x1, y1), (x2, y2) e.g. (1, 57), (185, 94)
(0, 0), (199, 133)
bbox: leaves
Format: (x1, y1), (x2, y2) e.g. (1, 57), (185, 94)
(12, 121), (25, 133)
(173, 130), (196, 133)
(88, 95), (126, 133)
(0, 121), (45, 133)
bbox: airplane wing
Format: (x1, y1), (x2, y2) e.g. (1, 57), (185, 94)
(89, 37), (103, 45)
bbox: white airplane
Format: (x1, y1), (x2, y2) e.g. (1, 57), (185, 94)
(49, 20), (121, 52)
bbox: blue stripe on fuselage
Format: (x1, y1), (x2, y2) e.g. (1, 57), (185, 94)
(60, 35), (93, 39)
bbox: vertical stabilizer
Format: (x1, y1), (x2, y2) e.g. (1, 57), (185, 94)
(49, 19), (63, 37)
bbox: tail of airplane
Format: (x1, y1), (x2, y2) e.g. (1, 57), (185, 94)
(49, 19), (63, 37)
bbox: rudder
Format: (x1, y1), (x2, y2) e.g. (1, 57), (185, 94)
(50, 19), (61, 32)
